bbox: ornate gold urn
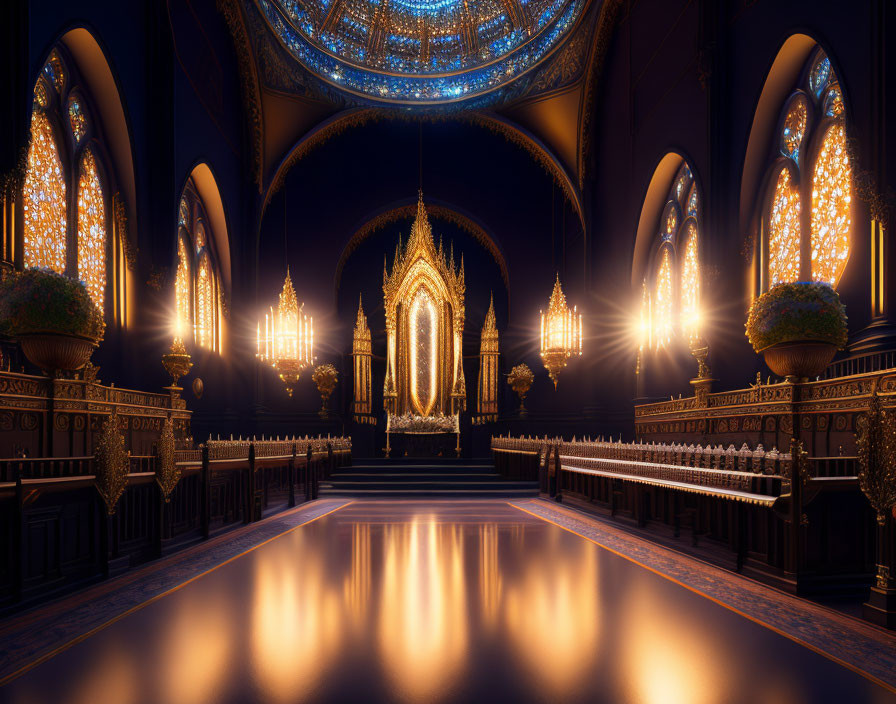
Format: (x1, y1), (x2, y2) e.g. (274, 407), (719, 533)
(162, 337), (192, 389)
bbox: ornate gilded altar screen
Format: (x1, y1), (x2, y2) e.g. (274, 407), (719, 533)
(383, 194), (466, 417)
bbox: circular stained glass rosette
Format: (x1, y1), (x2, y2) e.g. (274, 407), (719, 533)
(258, 0), (589, 104)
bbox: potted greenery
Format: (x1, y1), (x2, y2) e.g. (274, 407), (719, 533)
(0, 269), (104, 374)
(745, 281), (847, 381)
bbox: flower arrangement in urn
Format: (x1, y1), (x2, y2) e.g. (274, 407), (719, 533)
(0, 269), (105, 374)
(312, 363), (339, 418)
(745, 282), (847, 381)
(507, 363), (534, 417)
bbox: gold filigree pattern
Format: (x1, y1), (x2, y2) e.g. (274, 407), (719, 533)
(768, 168), (801, 284)
(175, 235), (191, 341)
(23, 110), (67, 273)
(653, 248), (673, 348)
(811, 123), (851, 285)
(353, 296), (372, 417)
(383, 193), (466, 416)
(857, 393), (896, 526)
(155, 416), (179, 502)
(680, 222), (699, 339)
(478, 294), (499, 417)
(77, 148), (106, 310)
(196, 252), (214, 349)
(781, 99), (806, 159)
(94, 410), (129, 515)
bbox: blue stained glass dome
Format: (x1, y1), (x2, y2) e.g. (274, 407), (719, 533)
(257, 0), (589, 104)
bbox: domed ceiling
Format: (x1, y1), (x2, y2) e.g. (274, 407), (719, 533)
(257, 0), (590, 103)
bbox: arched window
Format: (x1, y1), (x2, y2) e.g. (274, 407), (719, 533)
(763, 48), (851, 288)
(22, 49), (119, 315)
(654, 247), (674, 348)
(175, 183), (222, 352)
(175, 234), (191, 341)
(639, 160), (702, 351)
(23, 110), (67, 273)
(77, 148), (106, 309)
(195, 252), (214, 350)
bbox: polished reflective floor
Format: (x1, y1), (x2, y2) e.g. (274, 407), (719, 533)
(4, 501), (893, 703)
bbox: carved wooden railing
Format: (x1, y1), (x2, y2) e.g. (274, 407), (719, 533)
(493, 435), (794, 503)
(555, 440), (787, 506)
(634, 367), (896, 458)
(0, 433), (352, 606)
(0, 369), (192, 459)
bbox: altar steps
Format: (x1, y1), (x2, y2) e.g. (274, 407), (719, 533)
(320, 459), (538, 497)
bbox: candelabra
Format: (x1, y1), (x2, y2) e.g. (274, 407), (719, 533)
(539, 275), (582, 389)
(256, 272), (314, 397)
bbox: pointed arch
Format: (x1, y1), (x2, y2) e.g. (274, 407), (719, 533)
(745, 38), (852, 293)
(22, 29), (136, 328)
(175, 163), (231, 353)
(195, 250), (215, 351)
(76, 147), (106, 309)
(634, 154), (703, 352)
(23, 109), (67, 272)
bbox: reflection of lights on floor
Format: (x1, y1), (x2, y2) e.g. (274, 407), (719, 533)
(69, 639), (140, 704)
(620, 580), (728, 704)
(250, 531), (343, 703)
(503, 535), (600, 698)
(6, 503), (883, 704)
(377, 516), (468, 702)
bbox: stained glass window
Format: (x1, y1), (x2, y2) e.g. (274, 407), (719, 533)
(781, 99), (806, 161)
(68, 96), (87, 143)
(687, 184), (699, 218)
(34, 81), (49, 109)
(194, 222), (206, 252)
(680, 222), (699, 338)
(664, 208), (677, 239)
(809, 55), (830, 96)
(76, 149), (106, 309)
(43, 52), (65, 93)
(763, 48), (851, 289)
(195, 251), (215, 349)
(23, 110), (67, 272)
(639, 279), (650, 351)
(643, 159), (700, 352)
(824, 87), (844, 118)
(175, 236), (191, 341)
(768, 168), (801, 285)
(653, 248), (673, 348)
(177, 186), (222, 353)
(811, 123), (851, 285)
(24, 50), (118, 319)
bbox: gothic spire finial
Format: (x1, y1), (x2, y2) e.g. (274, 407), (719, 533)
(484, 293), (496, 331)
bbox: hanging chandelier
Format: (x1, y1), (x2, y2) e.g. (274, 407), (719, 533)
(256, 271), (313, 397)
(540, 274), (582, 389)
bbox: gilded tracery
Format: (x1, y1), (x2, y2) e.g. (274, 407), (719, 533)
(764, 49), (851, 288)
(383, 193), (466, 417)
(175, 187), (222, 352)
(639, 161), (701, 351)
(23, 49), (119, 318)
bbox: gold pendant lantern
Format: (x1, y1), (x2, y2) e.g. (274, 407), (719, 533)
(256, 271), (314, 397)
(540, 274), (582, 389)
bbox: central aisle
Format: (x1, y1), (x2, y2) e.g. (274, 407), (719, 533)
(4, 501), (890, 703)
